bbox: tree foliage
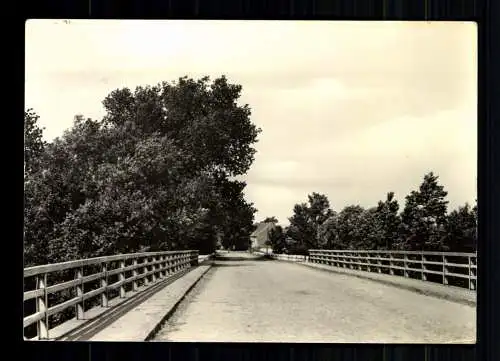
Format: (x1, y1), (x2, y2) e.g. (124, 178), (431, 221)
(398, 172), (449, 251)
(24, 109), (46, 176)
(267, 225), (286, 253)
(275, 173), (476, 254)
(24, 76), (261, 266)
(445, 202), (477, 253)
(287, 193), (334, 251)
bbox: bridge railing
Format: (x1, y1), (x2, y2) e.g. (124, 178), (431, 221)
(272, 254), (309, 262)
(308, 250), (477, 291)
(23, 250), (199, 340)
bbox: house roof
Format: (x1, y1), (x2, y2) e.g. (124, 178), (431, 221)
(250, 222), (275, 238)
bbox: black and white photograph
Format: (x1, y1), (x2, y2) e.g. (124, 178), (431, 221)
(24, 20), (477, 343)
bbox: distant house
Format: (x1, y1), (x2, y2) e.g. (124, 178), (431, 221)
(250, 222), (276, 249)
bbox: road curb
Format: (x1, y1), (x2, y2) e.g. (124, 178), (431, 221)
(57, 266), (198, 341)
(285, 261), (476, 307)
(144, 262), (213, 341)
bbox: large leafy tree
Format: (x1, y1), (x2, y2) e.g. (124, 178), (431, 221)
(268, 224), (287, 253)
(373, 192), (401, 250)
(398, 172), (449, 251)
(445, 203), (477, 252)
(213, 178), (257, 251)
(335, 205), (367, 250)
(24, 109), (48, 265)
(24, 109), (47, 176)
(101, 76), (261, 178)
(24, 75), (262, 265)
(287, 203), (313, 247)
(318, 213), (338, 249)
(287, 193), (333, 250)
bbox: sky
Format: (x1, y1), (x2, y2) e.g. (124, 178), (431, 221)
(25, 20), (477, 226)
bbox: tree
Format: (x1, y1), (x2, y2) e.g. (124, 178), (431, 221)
(445, 203), (477, 252)
(263, 216), (278, 224)
(214, 179), (257, 251)
(101, 75), (261, 178)
(318, 213), (338, 249)
(24, 109), (46, 176)
(398, 172), (449, 251)
(335, 205), (367, 250)
(24, 75), (261, 265)
(287, 193), (333, 251)
(287, 204), (316, 250)
(373, 192), (401, 250)
(268, 225), (286, 253)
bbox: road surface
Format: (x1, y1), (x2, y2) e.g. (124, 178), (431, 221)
(153, 252), (475, 343)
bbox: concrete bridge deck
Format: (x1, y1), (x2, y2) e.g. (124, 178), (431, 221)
(88, 252), (475, 343)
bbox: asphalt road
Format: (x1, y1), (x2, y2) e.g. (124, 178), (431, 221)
(153, 252), (476, 343)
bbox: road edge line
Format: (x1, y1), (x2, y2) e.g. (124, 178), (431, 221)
(143, 262), (214, 341)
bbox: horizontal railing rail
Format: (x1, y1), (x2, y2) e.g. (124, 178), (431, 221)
(308, 249), (477, 291)
(23, 250), (199, 340)
(271, 254), (309, 262)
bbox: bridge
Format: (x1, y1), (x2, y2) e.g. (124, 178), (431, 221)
(23, 249), (476, 343)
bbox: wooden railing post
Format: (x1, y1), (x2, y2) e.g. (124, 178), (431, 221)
(75, 267), (84, 320)
(468, 255), (475, 290)
(132, 258), (138, 291)
(119, 260), (126, 298)
(151, 256), (157, 282)
(442, 254), (449, 285)
(101, 263), (108, 307)
(389, 253), (394, 275)
(160, 255), (166, 278)
(36, 273), (49, 339)
(366, 253), (371, 272)
(377, 253), (382, 273)
(421, 254), (427, 281)
(404, 254), (409, 277)
(143, 258), (149, 286)
(166, 254), (172, 275)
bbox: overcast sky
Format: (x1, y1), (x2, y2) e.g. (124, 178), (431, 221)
(25, 20), (477, 226)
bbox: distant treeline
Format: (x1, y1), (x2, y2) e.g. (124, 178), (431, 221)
(266, 174), (477, 255)
(24, 75), (262, 267)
